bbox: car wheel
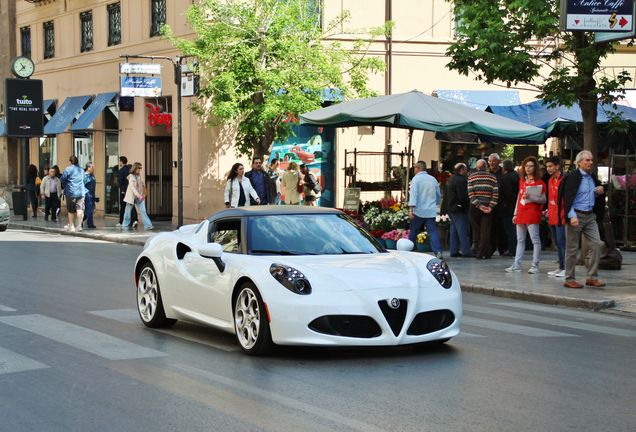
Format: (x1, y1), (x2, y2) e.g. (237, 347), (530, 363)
(0, 225), (7, 232)
(234, 282), (273, 355)
(137, 262), (176, 328)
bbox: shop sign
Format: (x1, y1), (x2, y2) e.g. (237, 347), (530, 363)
(120, 76), (162, 97)
(562, 0), (633, 31)
(120, 63), (162, 74)
(4, 78), (43, 137)
(146, 103), (172, 132)
(343, 187), (361, 212)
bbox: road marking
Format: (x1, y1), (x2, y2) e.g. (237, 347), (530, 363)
(0, 346), (48, 375)
(493, 301), (636, 326)
(0, 314), (166, 360)
(457, 331), (485, 338)
(462, 316), (578, 337)
(0, 305), (17, 312)
(89, 308), (140, 325)
(465, 304), (636, 337)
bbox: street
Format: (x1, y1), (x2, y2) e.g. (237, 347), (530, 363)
(1, 230), (635, 432)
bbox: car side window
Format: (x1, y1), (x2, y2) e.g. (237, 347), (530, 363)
(209, 219), (241, 253)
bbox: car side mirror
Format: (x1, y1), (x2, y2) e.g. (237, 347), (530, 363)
(396, 239), (414, 251)
(199, 243), (223, 259)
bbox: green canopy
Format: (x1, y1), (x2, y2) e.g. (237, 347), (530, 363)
(300, 90), (546, 143)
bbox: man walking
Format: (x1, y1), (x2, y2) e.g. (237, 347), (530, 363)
(60, 155), (86, 232)
(245, 157), (271, 205)
(545, 156), (566, 277)
(467, 159), (499, 259)
(40, 167), (62, 222)
(446, 163), (473, 257)
(116, 156), (137, 228)
(558, 150), (606, 288)
(500, 159), (519, 256)
(408, 161), (442, 258)
(83, 162), (97, 229)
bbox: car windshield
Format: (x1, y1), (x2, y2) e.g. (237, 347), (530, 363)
(248, 214), (385, 255)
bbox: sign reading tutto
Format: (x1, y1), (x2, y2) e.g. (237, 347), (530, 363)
(563, 0), (634, 31)
(120, 76), (162, 97)
(4, 78), (44, 137)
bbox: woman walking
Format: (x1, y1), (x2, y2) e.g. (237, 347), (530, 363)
(506, 156), (546, 274)
(25, 164), (40, 218)
(280, 162), (302, 205)
(122, 162), (154, 231)
(224, 163), (260, 208)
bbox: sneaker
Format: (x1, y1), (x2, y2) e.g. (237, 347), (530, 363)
(77, 226), (83, 232)
(435, 252), (443, 259)
(65, 224), (76, 233)
(528, 266), (539, 274)
(547, 268), (561, 276)
(554, 269), (565, 278)
(132, 221), (138, 228)
(115, 223), (122, 227)
(505, 265), (521, 273)
(146, 226), (154, 231)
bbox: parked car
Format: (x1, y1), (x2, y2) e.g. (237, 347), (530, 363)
(134, 206), (462, 355)
(0, 197), (9, 231)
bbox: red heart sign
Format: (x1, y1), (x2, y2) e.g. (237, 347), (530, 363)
(575, 19), (580, 24)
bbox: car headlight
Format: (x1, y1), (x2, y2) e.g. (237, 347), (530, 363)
(269, 264), (312, 295)
(0, 202), (8, 210)
(426, 258), (452, 289)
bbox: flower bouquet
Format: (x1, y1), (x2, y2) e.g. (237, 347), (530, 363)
(416, 231), (431, 252)
(436, 214), (451, 230)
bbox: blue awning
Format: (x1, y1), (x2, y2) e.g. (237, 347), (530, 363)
(0, 118), (5, 137)
(435, 90), (520, 110)
(43, 99), (55, 114)
(70, 92), (118, 131)
(44, 95), (91, 135)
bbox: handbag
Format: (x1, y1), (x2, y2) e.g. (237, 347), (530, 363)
(296, 182), (304, 193)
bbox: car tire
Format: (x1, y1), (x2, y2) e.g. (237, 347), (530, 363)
(234, 282), (273, 356)
(0, 225), (7, 232)
(136, 262), (176, 328)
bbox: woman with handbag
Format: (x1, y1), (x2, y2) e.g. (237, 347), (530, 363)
(281, 162), (302, 205)
(224, 163), (260, 208)
(122, 162), (154, 230)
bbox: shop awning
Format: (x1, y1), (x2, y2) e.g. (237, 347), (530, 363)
(43, 95), (91, 135)
(435, 90), (520, 110)
(70, 92), (118, 131)
(0, 118), (5, 137)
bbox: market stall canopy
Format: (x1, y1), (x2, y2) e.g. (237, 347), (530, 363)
(300, 90), (546, 143)
(435, 89), (520, 111)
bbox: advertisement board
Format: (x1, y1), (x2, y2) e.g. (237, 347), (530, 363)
(562, 0), (634, 31)
(4, 78), (44, 137)
(120, 76), (162, 97)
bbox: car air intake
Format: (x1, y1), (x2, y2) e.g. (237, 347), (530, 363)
(308, 315), (382, 338)
(377, 299), (408, 336)
(406, 310), (455, 335)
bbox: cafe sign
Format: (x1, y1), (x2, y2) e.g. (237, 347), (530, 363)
(120, 76), (162, 97)
(562, 0), (634, 31)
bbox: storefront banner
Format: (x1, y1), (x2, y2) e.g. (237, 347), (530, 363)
(563, 0), (633, 31)
(120, 76), (162, 97)
(4, 78), (43, 137)
(120, 63), (162, 74)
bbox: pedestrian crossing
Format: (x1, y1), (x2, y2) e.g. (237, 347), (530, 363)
(0, 302), (634, 375)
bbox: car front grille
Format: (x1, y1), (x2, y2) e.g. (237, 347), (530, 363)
(308, 315), (382, 338)
(377, 299), (408, 336)
(406, 309), (455, 335)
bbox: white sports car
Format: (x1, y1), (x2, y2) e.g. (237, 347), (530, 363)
(134, 206), (462, 355)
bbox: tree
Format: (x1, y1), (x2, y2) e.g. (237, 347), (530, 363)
(164, 0), (389, 158)
(445, 0), (631, 155)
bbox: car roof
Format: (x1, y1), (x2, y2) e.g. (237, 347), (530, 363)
(208, 205), (342, 220)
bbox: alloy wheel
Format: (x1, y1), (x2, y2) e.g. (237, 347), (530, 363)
(138, 266), (158, 322)
(235, 288), (261, 350)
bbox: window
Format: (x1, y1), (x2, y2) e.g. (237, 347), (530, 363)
(80, 11), (93, 52)
(20, 27), (31, 58)
(43, 21), (55, 59)
(107, 2), (121, 46)
(209, 220), (242, 253)
(150, 0), (166, 37)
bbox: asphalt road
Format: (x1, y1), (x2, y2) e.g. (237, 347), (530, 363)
(1, 230), (634, 432)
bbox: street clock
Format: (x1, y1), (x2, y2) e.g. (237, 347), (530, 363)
(11, 56), (35, 79)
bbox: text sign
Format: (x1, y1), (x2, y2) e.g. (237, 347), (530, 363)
(4, 78), (43, 137)
(146, 103), (172, 133)
(343, 187), (361, 212)
(120, 76), (162, 97)
(119, 63), (162, 74)
(564, 0), (634, 31)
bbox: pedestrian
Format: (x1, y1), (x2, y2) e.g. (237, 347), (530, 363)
(558, 150), (606, 288)
(60, 155), (87, 232)
(52, 165), (62, 220)
(488, 153), (508, 256)
(122, 162), (154, 231)
(245, 157), (271, 205)
(467, 159), (499, 259)
(545, 156), (566, 278)
(267, 158), (282, 205)
(299, 164), (320, 207)
(500, 159), (520, 256)
(116, 156), (137, 228)
(505, 156), (546, 274)
(25, 164), (40, 218)
(40, 167), (62, 222)
(281, 162), (302, 205)
(224, 162), (260, 208)
(407, 160), (443, 258)
(447, 163), (473, 258)
(83, 162), (97, 229)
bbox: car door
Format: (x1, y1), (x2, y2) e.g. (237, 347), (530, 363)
(181, 218), (242, 327)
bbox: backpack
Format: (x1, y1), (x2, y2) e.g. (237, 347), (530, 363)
(306, 172), (321, 194)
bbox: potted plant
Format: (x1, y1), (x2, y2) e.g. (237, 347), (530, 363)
(416, 231), (431, 252)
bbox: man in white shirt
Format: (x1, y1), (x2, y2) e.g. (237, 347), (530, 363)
(408, 161), (442, 258)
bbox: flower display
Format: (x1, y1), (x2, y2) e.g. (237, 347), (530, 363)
(381, 229), (410, 241)
(369, 229), (386, 238)
(362, 197), (410, 231)
(416, 231), (429, 244)
(436, 214), (451, 229)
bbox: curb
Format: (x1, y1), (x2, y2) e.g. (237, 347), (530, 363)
(461, 283), (617, 311)
(10, 223), (147, 246)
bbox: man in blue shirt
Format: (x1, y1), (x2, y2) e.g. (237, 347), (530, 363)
(558, 150), (606, 288)
(408, 161), (442, 258)
(60, 155), (87, 232)
(245, 157), (271, 205)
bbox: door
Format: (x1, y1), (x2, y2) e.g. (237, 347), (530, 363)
(145, 135), (172, 220)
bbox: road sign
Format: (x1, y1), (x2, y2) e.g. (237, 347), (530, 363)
(119, 63), (162, 74)
(4, 78), (43, 137)
(120, 76), (162, 97)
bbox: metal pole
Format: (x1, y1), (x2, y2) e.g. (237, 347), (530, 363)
(174, 57), (183, 228)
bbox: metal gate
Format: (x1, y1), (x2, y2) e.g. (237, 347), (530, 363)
(145, 136), (172, 220)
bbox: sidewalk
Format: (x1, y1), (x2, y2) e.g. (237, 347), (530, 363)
(7, 213), (636, 315)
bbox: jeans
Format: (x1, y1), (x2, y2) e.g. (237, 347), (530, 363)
(408, 215), (441, 253)
(84, 194), (95, 227)
(449, 211), (471, 255)
(549, 225), (566, 270)
(513, 223), (541, 268)
(45, 193), (60, 220)
(123, 200), (153, 230)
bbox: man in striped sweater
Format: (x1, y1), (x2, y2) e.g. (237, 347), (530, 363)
(467, 159), (499, 259)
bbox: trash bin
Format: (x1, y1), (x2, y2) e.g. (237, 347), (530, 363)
(12, 187), (28, 221)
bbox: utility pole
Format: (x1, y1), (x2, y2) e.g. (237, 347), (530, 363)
(0, 1), (17, 196)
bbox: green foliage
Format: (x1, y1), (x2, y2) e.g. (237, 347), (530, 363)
(163, 0), (390, 157)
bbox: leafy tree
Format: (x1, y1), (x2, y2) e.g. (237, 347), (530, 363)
(164, 0), (389, 158)
(446, 0), (631, 155)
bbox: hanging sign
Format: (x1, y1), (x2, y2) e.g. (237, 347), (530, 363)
(119, 63), (162, 74)
(562, 0), (634, 32)
(146, 103), (172, 132)
(4, 78), (44, 137)
(120, 76), (162, 97)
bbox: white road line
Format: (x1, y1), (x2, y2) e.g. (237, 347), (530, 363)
(0, 314), (166, 360)
(462, 316), (578, 337)
(492, 301), (636, 326)
(0, 305), (17, 312)
(456, 331), (486, 338)
(465, 304), (636, 337)
(89, 309), (140, 325)
(0, 346), (48, 375)
(173, 363), (388, 432)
